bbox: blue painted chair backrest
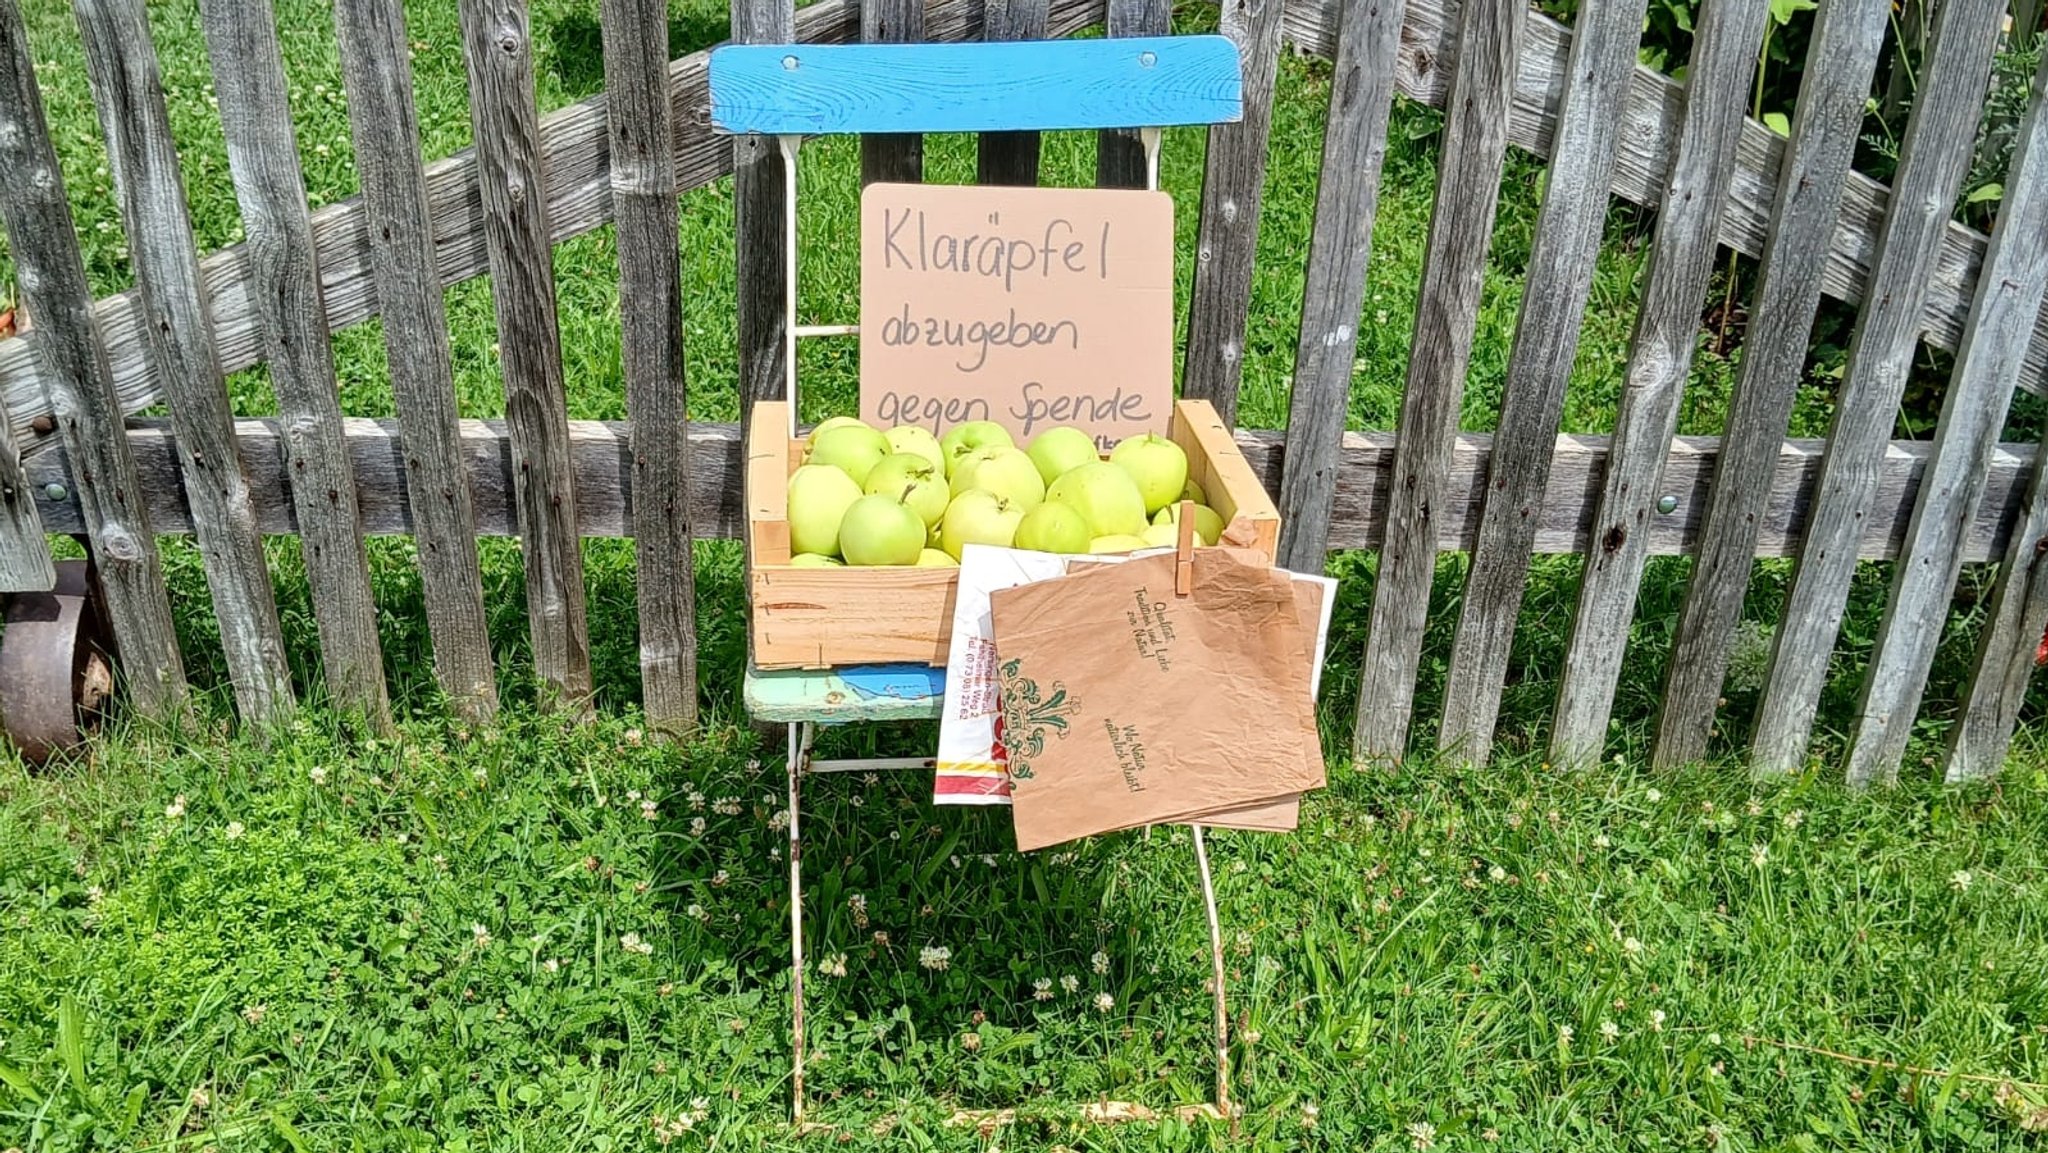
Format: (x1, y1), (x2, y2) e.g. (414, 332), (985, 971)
(708, 36), (1243, 136)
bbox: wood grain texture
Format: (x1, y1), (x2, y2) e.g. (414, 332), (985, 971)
(26, 422), (2030, 567)
(458, 0), (592, 713)
(975, 0), (1050, 186)
(1548, 0), (1772, 771)
(78, 0), (295, 730)
(0, 387), (51, 592)
(199, 0), (390, 729)
(6, 0), (2043, 456)
(1749, 0), (2006, 776)
(1353, 0), (1520, 762)
(1438, 0), (1644, 763)
(333, 0), (498, 721)
(1181, 0), (1285, 428)
(1845, 52), (2048, 785)
(732, 0), (795, 446)
(1947, 462), (2048, 781)
(1276, 0), (2048, 399)
(1096, 0), (1172, 189)
(601, 0), (698, 735)
(858, 0), (924, 186)
(0, 0), (187, 721)
(1273, 0), (1407, 571)
(1653, 0), (1889, 768)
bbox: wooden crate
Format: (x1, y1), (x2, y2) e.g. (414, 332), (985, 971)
(747, 398), (1282, 670)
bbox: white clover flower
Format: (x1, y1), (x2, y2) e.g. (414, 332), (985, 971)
(686, 789), (705, 811)
(1623, 936), (1644, 956)
(918, 945), (952, 971)
(165, 795), (187, 819)
(818, 952), (848, 978)
(1782, 809), (1805, 830)
(627, 790), (642, 802)
(1091, 950), (1110, 975)
(224, 821), (245, 840)
(241, 1003), (267, 1025)
(1032, 977), (1054, 1001)
(620, 931), (654, 955)
(1092, 992), (1114, 1013)
(473, 767), (487, 784)
(1558, 1024), (1574, 1048)
(689, 816), (706, 836)
(85, 885), (103, 905)
(1750, 843), (1769, 867)
(1645, 788), (1662, 803)
(1599, 1020), (1619, 1041)
(1060, 974), (1080, 994)
(1488, 865), (1507, 883)
(1650, 1009), (1666, 1032)
(472, 923), (492, 948)
(309, 766), (327, 786)
(768, 809), (790, 833)
(711, 870), (730, 887)
(1593, 833), (1612, 848)
(713, 796), (742, 816)
(1951, 870), (1974, 893)
(641, 799), (658, 821)
(543, 957), (559, 973)
(1408, 1121), (1437, 1150)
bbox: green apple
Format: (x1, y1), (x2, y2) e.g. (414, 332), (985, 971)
(838, 494), (927, 566)
(1044, 461), (1147, 538)
(808, 424), (890, 486)
(951, 445), (1044, 510)
(1014, 501), (1093, 554)
(1089, 534), (1152, 554)
(1151, 502), (1224, 547)
(786, 463), (863, 557)
(1110, 433), (1190, 515)
(939, 489), (1025, 560)
(1141, 523), (1179, 549)
(1181, 477), (1207, 506)
(865, 453), (950, 528)
(1026, 426), (1101, 485)
(939, 421), (1015, 477)
(885, 425), (946, 472)
(805, 415), (869, 451)
(916, 548), (958, 568)
(788, 553), (844, 568)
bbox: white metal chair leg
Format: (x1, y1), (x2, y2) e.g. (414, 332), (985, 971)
(786, 719), (813, 1125)
(1191, 824), (1232, 1121)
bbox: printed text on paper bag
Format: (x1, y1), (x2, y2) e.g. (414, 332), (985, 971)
(860, 183), (1175, 448)
(1127, 589), (1176, 672)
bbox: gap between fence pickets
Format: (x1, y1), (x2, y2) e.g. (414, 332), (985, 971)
(24, 420), (2033, 561)
(0, 0), (2037, 459)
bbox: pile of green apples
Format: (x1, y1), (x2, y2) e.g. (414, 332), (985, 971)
(783, 417), (1228, 568)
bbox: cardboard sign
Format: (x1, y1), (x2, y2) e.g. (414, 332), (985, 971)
(859, 182), (1174, 449)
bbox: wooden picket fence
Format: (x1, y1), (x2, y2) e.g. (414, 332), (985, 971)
(0, 0), (2043, 784)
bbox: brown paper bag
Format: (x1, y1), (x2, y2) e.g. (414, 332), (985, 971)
(988, 548), (1326, 850)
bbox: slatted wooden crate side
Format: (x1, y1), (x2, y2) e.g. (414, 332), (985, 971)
(1097, 0), (1171, 189)
(1273, 0), (1406, 572)
(860, 0), (924, 186)
(976, 0), (1050, 186)
(601, 0), (699, 736)
(333, 0), (498, 722)
(77, 0), (298, 730)
(1846, 53), (2048, 785)
(1748, 0), (2007, 775)
(1547, 0), (1773, 771)
(1179, 0), (1285, 429)
(1652, 0), (1891, 768)
(1352, 0), (1521, 763)
(0, 0), (187, 721)
(1438, 0), (1646, 765)
(198, 0), (392, 732)
(457, 0), (593, 714)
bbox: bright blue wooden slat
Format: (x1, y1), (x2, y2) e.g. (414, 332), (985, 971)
(709, 36), (1242, 136)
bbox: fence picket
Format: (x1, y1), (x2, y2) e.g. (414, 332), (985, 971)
(1180, 0), (1285, 428)
(1948, 484), (2048, 780)
(976, 0), (1050, 186)
(733, 0), (794, 439)
(1097, 0), (1171, 189)
(78, 0), (296, 729)
(457, 0), (592, 713)
(1273, 0), (1405, 572)
(1351, 0), (1520, 761)
(199, 0), (391, 730)
(1547, 0), (1772, 770)
(333, 0), (498, 721)
(860, 0), (923, 185)
(1845, 55), (2048, 784)
(1653, 0), (1890, 768)
(1438, 0), (1645, 763)
(1749, 0), (2006, 775)
(0, 0), (187, 720)
(602, 0), (698, 735)
(0, 392), (51, 592)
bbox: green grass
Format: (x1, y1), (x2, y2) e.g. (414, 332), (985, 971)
(5, 715), (2048, 1149)
(5, 0), (2048, 1146)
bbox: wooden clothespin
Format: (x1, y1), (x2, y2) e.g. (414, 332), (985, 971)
(1174, 499), (1197, 597)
